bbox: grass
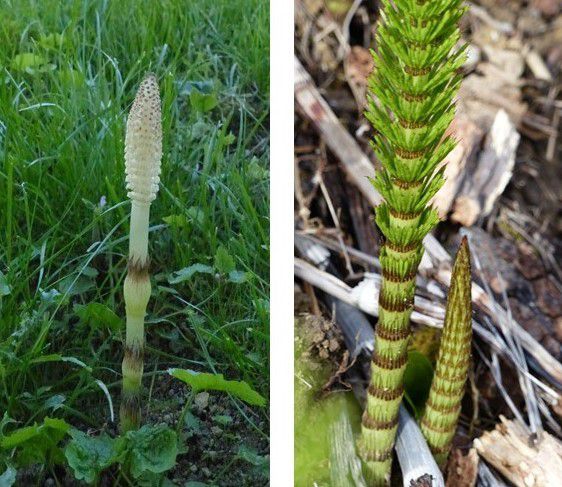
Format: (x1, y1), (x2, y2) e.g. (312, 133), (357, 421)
(0, 0), (269, 479)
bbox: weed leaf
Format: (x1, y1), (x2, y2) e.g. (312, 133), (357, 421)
(125, 425), (178, 479)
(228, 270), (249, 284)
(64, 430), (118, 484)
(0, 417), (69, 467)
(214, 246), (235, 274)
(169, 369), (266, 407)
(168, 264), (214, 284)
(189, 91), (218, 113)
(75, 302), (122, 332)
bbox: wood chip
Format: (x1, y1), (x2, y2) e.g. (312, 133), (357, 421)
(446, 448), (479, 487)
(452, 110), (519, 226)
(474, 416), (562, 487)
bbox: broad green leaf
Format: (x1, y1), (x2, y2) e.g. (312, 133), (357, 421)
(162, 214), (189, 229)
(75, 302), (122, 332)
(214, 246), (235, 274)
(247, 158), (268, 181)
(135, 471), (175, 487)
(44, 394), (65, 411)
(0, 425), (39, 449)
(228, 270), (249, 284)
(169, 369), (266, 407)
(189, 91), (218, 113)
(187, 206), (204, 226)
(38, 33), (64, 50)
(58, 68), (85, 87)
(126, 425), (178, 479)
(10, 53), (47, 71)
(58, 274), (95, 296)
(64, 430), (118, 484)
(168, 264), (213, 284)
(403, 350), (434, 419)
(0, 417), (70, 467)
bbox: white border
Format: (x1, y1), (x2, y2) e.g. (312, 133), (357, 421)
(270, 1), (295, 485)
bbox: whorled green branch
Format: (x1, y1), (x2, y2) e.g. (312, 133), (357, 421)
(358, 0), (466, 484)
(120, 73), (162, 432)
(421, 237), (472, 467)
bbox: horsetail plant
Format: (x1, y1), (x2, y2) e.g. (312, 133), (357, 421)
(421, 237), (472, 468)
(120, 73), (162, 432)
(359, 0), (466, 484)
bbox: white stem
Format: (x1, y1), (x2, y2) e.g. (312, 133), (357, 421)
(129, 201), (151, 263)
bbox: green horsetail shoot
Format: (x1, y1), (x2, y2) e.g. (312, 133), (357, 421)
(120, 73), (162, 432)
(359, 0), (467, 484)
(421, 237), (472, 467)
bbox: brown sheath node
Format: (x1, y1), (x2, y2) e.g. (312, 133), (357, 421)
(382, 267), (417, 283)
(360, 445), (394, 462)
(401, 91), (428, 102)
(385, 240), (421, 254)
(427, 383), (463, 399)
(421, 417), (457, 434)
(434, 368), (469, 383)
(124, 343), (145, 363)
(425, 398), (461, 415)
(399, 118), (428, 129)
(393, 178), (423, 189)
(404, 65), (431, 76)
(368, 384), (404, 401)
(373, 352), (408, 370)
(395, 146), (428, 159)
(389, 208), (423, 220)
(379, 291), (414, 313)
(127, 257), (150, 279)
(377, 324), (411, 342)
(362, 412), (399, 430)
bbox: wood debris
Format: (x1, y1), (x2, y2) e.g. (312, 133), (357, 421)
(474, 416), (562, 486)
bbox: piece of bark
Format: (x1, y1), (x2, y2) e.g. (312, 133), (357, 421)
(452, 110), (520, 226)
(432, 116), (485, 218)
(345, 46), (374, 111)
(516, 242), (546, 280)
(457, 64), (527, 130)
(446, 448), (479, 487)
(474, 416), (562, 487)
(524, 47), (553, 82)
(533, 276), (562, 319)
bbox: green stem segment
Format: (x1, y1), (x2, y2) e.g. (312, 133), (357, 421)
(359, 1), (466, 484)
(421, 237), (472, 467)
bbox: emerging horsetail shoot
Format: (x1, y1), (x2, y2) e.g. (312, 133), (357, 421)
(121, 73), (163, 432)
(359, 0), (467, 483)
